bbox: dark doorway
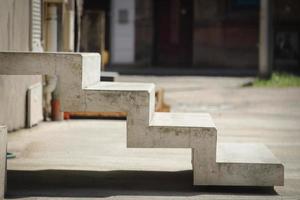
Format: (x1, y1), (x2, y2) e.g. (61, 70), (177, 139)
(82, 0), (111, 52)
(153, 0), (193, 66)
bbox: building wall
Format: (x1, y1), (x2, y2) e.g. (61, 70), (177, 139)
(128, 0), (298, 71)
(132, 0), (259, 69)
(273, 0), (300, 70)
(0, 0), (42, 131)
(110, 0), (135, 64)
(135, 0), (153, 66)
(193, 0), (259, 69)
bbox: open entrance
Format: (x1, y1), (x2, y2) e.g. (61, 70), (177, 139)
(80, 0), (111, 60)
(153, 0), (193, 66)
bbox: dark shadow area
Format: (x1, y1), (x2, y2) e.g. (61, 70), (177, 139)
(70, 116), (126, 120)
(106, 66), (257, 77)
(6, 169), (278, 198)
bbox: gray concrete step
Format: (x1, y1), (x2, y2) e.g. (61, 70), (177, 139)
(0, 52), (284, 188)
(214, 143), (284, 186)
(150, 112), (216, 128)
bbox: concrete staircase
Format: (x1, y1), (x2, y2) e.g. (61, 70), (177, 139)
(0, 52), (283, 191)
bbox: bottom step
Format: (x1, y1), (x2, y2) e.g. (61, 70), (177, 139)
(217, 143), (282, 165)
(194, 143), (284, 186)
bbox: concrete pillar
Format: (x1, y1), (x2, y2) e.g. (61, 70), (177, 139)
(259, 0), (273, 78)
(0, 126), (7, 200)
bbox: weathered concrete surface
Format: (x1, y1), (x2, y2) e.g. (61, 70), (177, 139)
(0, 52), (101, 112)
(214, 143), (284, 186)
(5, 76), (300, 199)
(0, 126), (7, 200)
(0, 76), (41, 132)
(0, 52), (283, 187)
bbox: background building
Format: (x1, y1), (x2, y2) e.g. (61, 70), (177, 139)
(0, 0), (81, 131)
(81, 0), (300, 74)
(1, 0), (299, 131)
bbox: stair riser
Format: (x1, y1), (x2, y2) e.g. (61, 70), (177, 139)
(84, 90), (154, 119)
(213, 163), (284, 186)
(192, 140), (218, 185)
(128, 127), (217, 148)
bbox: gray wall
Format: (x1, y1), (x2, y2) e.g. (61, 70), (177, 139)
(0, 0), (42, 131)
(135, 0), (153, 66)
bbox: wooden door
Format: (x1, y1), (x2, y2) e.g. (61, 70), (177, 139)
(154, 0), (193, 66)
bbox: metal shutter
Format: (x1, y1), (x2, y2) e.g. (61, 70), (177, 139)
(31, 0), (43, 51)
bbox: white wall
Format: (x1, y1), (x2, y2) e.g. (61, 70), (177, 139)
(0, 0), (42, 131)
(110, 0), (135, 64)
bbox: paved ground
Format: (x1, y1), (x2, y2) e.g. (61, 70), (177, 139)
(6, 76), (300, 199)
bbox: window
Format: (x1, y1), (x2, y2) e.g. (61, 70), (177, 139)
(118, 9), (129, 24)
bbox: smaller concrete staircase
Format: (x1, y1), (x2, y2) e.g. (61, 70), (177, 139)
(0, 52), (283, 190)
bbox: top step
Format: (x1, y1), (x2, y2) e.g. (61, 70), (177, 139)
(150, 112), (216, 129)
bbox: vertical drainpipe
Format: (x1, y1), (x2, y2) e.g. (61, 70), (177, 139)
(46, 3), (62, 121)
(46, 3), (58, 51)
(75, 0), (83, 52)
(63, 0), (75, 52)
(259, 0), (273, 78)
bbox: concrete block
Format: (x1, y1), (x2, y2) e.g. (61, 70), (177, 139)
(0, 52), (284, 187)
(193, 143), (284, 186)
(0, 52), (101, 112)
(0, 126), (7, 200)
(27, 83), (43, 128)
(147, 113), (217, 148)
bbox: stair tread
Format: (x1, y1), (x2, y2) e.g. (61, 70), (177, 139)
(217, 143), (281, 164)
(86, 82), (155, 92)
(150, 112), (216, 128)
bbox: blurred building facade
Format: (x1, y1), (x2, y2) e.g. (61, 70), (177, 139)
(0, 0), (82, 131)
(81, 0), (300, 73)
(1, 0), (299, 131)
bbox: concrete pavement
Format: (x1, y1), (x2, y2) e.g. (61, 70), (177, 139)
(6, 76), (300, 199)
